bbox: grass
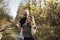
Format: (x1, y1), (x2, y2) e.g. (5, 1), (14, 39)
(1, 23), (20, 40)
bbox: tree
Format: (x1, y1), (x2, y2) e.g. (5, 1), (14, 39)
(0, 0), (3, 3)
(16, 0), (60, 40)
(0, 0), (11, 26)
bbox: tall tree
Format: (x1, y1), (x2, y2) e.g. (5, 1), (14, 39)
(0, 0), (10, 26)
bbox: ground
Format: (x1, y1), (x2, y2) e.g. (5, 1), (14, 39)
(1, 22), (20, 40)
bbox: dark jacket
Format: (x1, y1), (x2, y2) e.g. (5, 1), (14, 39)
(19, 17), (27, 27)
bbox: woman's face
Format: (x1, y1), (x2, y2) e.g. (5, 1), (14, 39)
(27, 17), (31, 24)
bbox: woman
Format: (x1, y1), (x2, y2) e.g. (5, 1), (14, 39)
(22, 16), (34, 40)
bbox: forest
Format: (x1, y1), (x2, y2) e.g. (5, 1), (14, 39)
(0, 0), (60, 40)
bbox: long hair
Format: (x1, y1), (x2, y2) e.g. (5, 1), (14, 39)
(24, 16), (32, 26)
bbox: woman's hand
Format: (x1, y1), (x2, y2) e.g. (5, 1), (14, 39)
(16, 23), (19, 27)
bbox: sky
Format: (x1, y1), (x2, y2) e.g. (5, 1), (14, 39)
(4, 0), (21, 19)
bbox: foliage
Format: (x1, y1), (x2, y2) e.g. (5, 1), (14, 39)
(16, 0), (60, 40)
(0, 0), (12, 26)
(0, 0), (60, 40)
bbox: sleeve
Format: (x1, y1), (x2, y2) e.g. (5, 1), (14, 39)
(19, 18), (22, 24)
(19, 18), (23, 27)
(22, 24), (25, 29)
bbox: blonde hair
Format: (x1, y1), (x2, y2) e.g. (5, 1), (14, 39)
(24, 9), (29, 17)
(23, 16), (32, 26)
